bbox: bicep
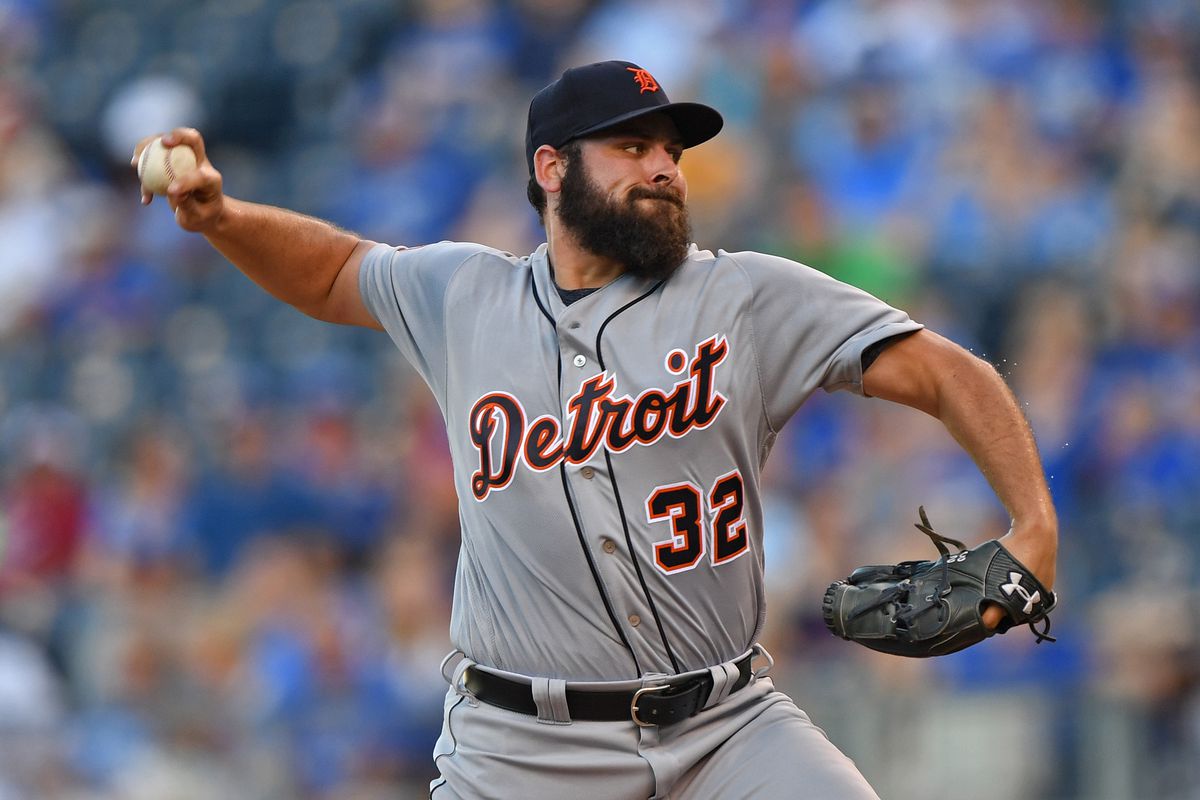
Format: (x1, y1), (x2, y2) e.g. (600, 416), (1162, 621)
(862, 329), (984, 417)
(317, 239), (384, 330)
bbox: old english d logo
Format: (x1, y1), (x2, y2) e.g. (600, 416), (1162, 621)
(626, 67), (659, 93)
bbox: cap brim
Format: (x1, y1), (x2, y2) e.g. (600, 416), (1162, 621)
(573, 101), (724, 150)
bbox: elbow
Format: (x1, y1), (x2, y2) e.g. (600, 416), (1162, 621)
(290, 281), (339, 321)
(296, 293), (336, 323)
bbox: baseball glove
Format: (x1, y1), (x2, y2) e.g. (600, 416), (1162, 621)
(822, 507), (1056, 657)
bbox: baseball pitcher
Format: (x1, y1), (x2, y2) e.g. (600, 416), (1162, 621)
(134, 61), (1058, 799)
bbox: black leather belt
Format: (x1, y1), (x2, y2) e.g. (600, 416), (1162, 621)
(463, 653), (754, 727)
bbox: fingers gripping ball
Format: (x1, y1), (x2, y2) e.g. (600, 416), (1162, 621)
(137, 137), (198, 195)
(822, 507), (1057, 657)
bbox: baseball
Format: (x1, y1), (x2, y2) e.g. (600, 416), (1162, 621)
(137, 137), (197, 195)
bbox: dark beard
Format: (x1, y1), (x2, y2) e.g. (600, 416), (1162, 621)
(555, 158), (692, 282)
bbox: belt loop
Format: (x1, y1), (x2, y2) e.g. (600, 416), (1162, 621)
(751, 643), (774, 680)
(449, 658), (478, 706)
(439, 650), (466, 685)
(530, 677), (571, 725)
(702, 661), (740, 710)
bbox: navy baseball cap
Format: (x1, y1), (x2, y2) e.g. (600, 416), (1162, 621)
(525, 60), (724, 175)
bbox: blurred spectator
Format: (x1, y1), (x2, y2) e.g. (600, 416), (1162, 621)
(288, 406), (394, 564)
(183, 414), (321, 578)
(0, 406), (90, 599)
(90, 421), (192, 571)
(0, 628), (66, 798)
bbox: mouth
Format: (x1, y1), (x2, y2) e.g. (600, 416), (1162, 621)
(630, 192), (683, 208)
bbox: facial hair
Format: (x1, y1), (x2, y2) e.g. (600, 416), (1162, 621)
(555, 156), (692, 282)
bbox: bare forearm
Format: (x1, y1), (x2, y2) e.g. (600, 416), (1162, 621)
(934, 354), (1057, 534)
(133, 129), (379, 327)
(205, 198), (362, 317)
(864, 331), (1058, 589)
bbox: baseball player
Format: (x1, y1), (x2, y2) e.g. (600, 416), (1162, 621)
(135, 61), (1058, 799)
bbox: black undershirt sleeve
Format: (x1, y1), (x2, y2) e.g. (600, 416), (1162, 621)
(860, 330), (918, 373)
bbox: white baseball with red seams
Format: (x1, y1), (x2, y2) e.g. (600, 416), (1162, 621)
(137, 137), (197, 195)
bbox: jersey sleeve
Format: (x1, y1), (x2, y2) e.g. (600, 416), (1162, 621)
(730, 251), (923, 430)
(358, 241), (480, 394)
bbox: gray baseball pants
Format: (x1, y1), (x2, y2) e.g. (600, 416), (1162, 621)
(428, 652), (879, 799)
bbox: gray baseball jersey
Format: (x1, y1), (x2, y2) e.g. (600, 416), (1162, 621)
(359, 240), (921, 683)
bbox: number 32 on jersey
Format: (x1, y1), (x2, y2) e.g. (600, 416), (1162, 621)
(646, 469), (749, 575)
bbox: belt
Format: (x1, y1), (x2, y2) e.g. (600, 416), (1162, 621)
(463, 653), (754, 727)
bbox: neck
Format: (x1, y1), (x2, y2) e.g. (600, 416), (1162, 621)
(545, 215), (624, 289)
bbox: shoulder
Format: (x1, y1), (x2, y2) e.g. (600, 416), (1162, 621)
(714, 249), (830, 282)
(364, 241), (534, 296)
(672, 247), (831, 292)
(373, 240), (527, 271)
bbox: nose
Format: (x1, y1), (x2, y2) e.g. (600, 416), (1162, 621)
(648, 146), (679, 186)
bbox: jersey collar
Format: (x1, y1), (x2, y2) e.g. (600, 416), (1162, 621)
(529, 242), (698, 323)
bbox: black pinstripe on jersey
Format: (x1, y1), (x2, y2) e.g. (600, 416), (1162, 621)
(529, 269), (641, 676)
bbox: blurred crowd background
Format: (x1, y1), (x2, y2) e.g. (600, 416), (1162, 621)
(1, 0), (1198, 798)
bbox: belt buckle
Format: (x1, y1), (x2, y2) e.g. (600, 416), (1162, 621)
(630, 685), (668, 727)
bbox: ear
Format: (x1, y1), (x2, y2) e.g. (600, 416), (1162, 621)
(534, 144), (567, 195)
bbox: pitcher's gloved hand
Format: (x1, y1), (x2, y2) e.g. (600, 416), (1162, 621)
(823, 507), (1057, 658)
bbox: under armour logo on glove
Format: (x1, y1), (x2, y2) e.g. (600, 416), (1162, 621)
(1001, 572), (1040, 614)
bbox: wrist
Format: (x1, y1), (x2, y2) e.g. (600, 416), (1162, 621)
(204, 195), (237, 236)
(1002, 516), (1058, 590)
(1009, 512), (1058, 546)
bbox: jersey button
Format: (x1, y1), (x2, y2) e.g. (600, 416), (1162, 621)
(628, 614), (641, 627)
(573, 354), (587, 368)
(581, 466), (595, 479)
(602, 539), (616, 554)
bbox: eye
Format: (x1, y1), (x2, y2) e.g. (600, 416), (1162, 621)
(668, 148), (683, 163)
(623, 143), (645, 155)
